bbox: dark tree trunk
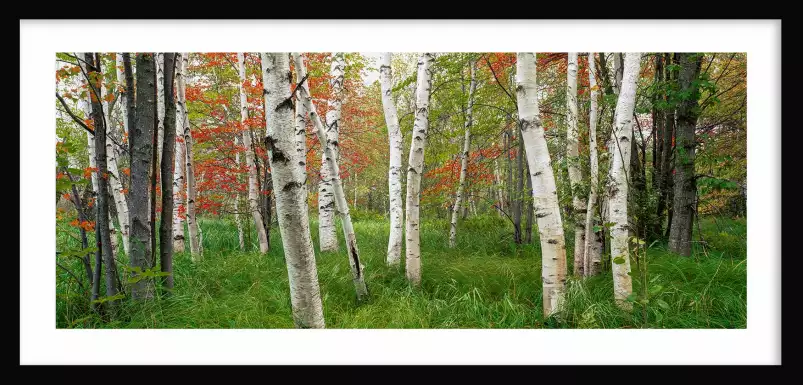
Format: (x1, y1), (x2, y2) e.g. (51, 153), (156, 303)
(159, 53), (177, 291)
(513, 132), (524, 244)
(65, 170), (93, 285)
(668, 53), (703, 257)
(85, 52), (119, 308)
(123, 53), (136, 214)
(150, 59), (159, 268)
(130, 53), (157, 299)
(650, 53), (665, 239)
(524, 161), (533, 244)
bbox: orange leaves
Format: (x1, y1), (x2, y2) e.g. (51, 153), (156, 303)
(56, 172), (67, 180)
(103, 92), (115, 103)
(83, 166), (98, 179)
(121, 188), (129, 195)
(84, 118), (95, 130)
(70, 219), (95, 232)
(121, 167), (131, 176)
(62, 193), (71, 201)
(69, 66), (81, 75)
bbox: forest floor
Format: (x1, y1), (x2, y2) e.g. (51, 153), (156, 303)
(57, 214), (746, 328)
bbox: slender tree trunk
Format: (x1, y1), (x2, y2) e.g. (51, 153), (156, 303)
(102, 75), (130, 256)
(179, 53), (202, 259)
(583, 53), (604, 277)
(656, 53), (676, 239)
(606, 52), (641, 309)
(65, 170), (94, 286)
(262, 52), (325, 328)
(293, 53), (369, 302)
(156, 53), (165, 167)
(404, 53), (435, 287)
(379, 52), (404, 265)
(318, 52), (345, 253)
(513, 133), (524, 244)
(159, 53), (177, 291)
(668, 53), (703, 257)
(237, 52), (270, 253)
(130, 53), (157, 299)
(150, 61), (159, 268)
(524, 161), (533, 244)
(449, 60), (476, 248)
(172, 53), (187, 253)
(566, 52), (587, 276)
(116, 53), (130, 137)
(515, 52), (568, 317)
(650, 53), (665, 239)
(84, 53), (119, 308)
(234, 136), (245, 251)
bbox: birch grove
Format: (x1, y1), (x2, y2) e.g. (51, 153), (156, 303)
(237, 52), (270, 253)
(262, 52), (325, 328)
(53, 50), (749, 331)
(293, 53), (369, 302)
(379, 52), (404, 266)
(606, 52), (641, 309)
(318, 52), (345, 253)
(515, 52), (568, 317)
(405, 53), (435, 286)
(448, 59), (477, 248)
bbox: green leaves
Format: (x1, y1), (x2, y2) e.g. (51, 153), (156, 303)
(125, 266), (172, 284)
(613, 256), (626, 265)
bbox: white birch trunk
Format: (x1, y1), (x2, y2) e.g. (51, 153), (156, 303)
(405, 53), (435, 287)
(262, 52), (325, 328)
(178, 52), (201, 259)
(566, 52), (586, 276)
(156, 53), (165, 165)
(237, 52), (270, 253)
(515, 52), (568, 317)
(606, 52), (641, 309)
(172, 53), (187, 253)
(448, 60), (477, 248)
(318, 52), (344, 253)
(293, 53), (369, 302)
(234, 135), (245, 251)
(583, 52), (603, 277)
(379, 52), (404, 266)
(101, 74), (130, 256)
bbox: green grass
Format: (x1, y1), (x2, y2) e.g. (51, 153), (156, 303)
(56, 215), (746, 329)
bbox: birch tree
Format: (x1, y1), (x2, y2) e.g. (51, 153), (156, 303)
(262, 52), (325, 328)
(318, 52), (345, 253)
(449, 59), (477, 248)
(172, 52), (188, 252)
(583, 52), (603, 277)
(405, 53), (435, 287)
(156, 53), (166, 164)
(84, 52), (119, 305)
(130, 52), (157, 299)
(179, 52), (202, 259)
(668, 53), (703, 257)
(101, 60), (130, 256)
(565, 52), (587, 276)
(379, 52), (404, 265)
(237, 52), (270, 253)
(115, 53), (129, 137)
(293, 53), (369, 302)
(515, 52), (568, 317)
(606, 52), (641, 309)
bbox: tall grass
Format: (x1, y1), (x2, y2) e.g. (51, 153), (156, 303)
(56, 214), (746, 329)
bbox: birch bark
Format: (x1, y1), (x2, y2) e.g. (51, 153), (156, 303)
(566, 52), (586, 276)
(262, 52), (325, 328)
(293, 53), (369, 302)
(172, 52), (187, 252)
(583, 52), (603, 277)
(515, 52), (568, 317)
(379, 52), (404, 265)
(237, 52), (270, 253)
(318, 52), (345, 252)
(606, 52), (641, 308)
(178, 53), (202, 259)
(405, 53), (435, 286)
(449, 60), (477, 248)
